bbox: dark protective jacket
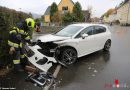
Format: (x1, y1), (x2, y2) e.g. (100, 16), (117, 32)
(8, 21), (31, 48)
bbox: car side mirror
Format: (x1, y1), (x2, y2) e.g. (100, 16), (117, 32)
(81, 33), (88, 39)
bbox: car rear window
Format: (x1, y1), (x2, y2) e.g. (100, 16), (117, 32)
(93, 26), (106, 34)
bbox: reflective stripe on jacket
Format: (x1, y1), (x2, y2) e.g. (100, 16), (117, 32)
(8, 40), (19, 48)
(8, 27), (31, 47)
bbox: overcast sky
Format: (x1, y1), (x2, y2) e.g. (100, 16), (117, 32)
(0, 0), (123, 17)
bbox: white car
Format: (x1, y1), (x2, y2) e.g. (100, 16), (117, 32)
(28, 24), (111, 72)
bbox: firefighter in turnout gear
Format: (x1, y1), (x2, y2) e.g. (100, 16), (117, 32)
(8, 18), (35, 72)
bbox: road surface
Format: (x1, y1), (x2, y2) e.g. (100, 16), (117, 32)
(1, 25), (130, 90)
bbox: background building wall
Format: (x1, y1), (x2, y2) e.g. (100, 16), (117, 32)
(117, 2), (130, 24)
(44, 15), (50, 23)
(58, 0), (74, 13)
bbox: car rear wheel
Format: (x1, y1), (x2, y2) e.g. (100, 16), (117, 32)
(103, 40), (111, 51)
(61, 48), (77, 65)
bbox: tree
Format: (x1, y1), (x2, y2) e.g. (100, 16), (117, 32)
(41, 15), (44, 21)
(51, 11), (62, 24)
(50, 2), (58, 22)
(73, 2), (83, 22)
(35, 18), (41, 22)
(102, 8), (115, 17)
(62, 12), (74, 24)
(29, 12), (33, 17)
(87, 5), (92, 18)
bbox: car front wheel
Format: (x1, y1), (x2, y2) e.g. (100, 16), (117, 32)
(61, 48), (77, 65)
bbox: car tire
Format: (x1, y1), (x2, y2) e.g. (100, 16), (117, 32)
(103, 40), (111, 51)
(61, 48), (77, 65)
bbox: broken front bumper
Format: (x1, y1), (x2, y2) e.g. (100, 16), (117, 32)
(27, 45), (57, 72)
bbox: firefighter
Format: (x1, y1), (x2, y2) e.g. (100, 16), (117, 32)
(8, 18), (35, 72)
(35, 22), (41, 32)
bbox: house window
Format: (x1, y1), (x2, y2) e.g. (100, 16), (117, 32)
(62, 6), (68, 11)
(62, 6), (68, 14)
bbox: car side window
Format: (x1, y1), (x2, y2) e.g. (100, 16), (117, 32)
(81, 26), (94, 35)
(75, 26), (94, 38)
(93, 26), (106, 34)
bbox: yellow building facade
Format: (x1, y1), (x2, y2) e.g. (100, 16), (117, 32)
(44, 15), (50, 23)
(44, 0), (74, 23)
(58, 0), (74, 13)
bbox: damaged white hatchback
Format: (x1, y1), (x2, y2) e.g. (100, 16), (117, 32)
(28, 24), (111, 72)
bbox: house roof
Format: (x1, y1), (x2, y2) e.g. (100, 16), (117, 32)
(44, 6), (51, 15)
(69, 0), (75, 4)
(117, 0), (130, 10)
(58, 0), (74, 6)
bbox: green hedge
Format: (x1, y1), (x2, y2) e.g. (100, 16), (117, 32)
(0, 6), (30, 67)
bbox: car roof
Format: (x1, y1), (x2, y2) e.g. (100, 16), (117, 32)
(70, 23), (107, 28)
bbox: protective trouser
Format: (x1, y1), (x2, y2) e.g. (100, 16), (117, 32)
(12, 48), (28, 70)
(20, 49), (28, 68)
(12, 48), (22, 71)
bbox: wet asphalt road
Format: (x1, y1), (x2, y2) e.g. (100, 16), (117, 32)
(56, 25), (130, 90)
(1, 25), (130, 90)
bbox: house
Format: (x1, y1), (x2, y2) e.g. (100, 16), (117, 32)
(44, 6), (51, 23)
(44, 0), (74, 23)
(108, 11), (118, 23)
(91, 17), (100, 22)
(102, 0), (130, 24)
(103, 16), (109, 23)
(58, 0), (74, 14)
(106, 10), (119, 23)
(116, 0), (130, 25)
(102, 8), (117, 23)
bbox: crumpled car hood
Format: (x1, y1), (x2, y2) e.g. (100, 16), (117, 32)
(37, 34), (70, 42)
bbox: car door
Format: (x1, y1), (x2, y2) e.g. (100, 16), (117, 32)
(93, 26), (107, 50)
(75, 26), (96, 57)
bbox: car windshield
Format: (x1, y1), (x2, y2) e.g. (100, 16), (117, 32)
(55, 25), (83, 37)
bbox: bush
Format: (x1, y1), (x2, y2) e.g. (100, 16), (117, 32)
(0, 6), (30, 67)
(0, 13), (10, 67)
(62, 12), (74, 24)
